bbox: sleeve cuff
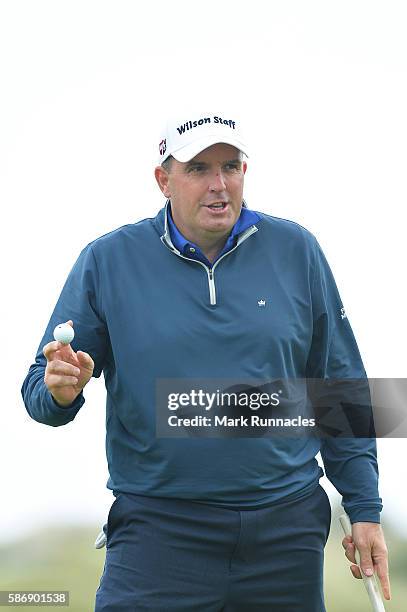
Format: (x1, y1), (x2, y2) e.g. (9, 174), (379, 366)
(47, 389), (85, 414)
(347, 507), (381, 524)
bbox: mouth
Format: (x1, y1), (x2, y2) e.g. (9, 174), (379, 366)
(204, 202), (229, 213)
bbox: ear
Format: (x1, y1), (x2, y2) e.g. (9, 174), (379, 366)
(154, 166), (171, 198)
(242, 160), (247, 175)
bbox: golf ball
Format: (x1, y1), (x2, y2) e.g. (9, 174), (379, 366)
(53, 323), (74, 345)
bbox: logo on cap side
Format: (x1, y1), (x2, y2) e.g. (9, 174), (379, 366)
(159, 139), (167, 156)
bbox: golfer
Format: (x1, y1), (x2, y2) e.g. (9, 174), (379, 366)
(22, 112), (390, 611)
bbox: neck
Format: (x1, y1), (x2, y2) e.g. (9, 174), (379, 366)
(183, 230), (229, 263)
(167, 203), (233, 264)
(200, 236), (229, 263)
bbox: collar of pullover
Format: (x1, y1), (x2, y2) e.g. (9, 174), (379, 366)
(154, 200), (261, 267)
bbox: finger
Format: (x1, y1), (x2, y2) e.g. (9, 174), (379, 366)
(358, 547), (374, 577)
(77, 351), (95, 370)
(341, 535), (353, 549)
(350, 564), (363, 579)
(376, 562), (391, 600)
(46, 360), (81, 377)
(45, 374), (79, 388)
(66, 320), (74, 327)
(344, 543), (357, 564)
(43, 341), (68, 361)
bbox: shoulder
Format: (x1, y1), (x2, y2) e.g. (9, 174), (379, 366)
(254, 210), (318, 250)
(83, 216), (156, 256)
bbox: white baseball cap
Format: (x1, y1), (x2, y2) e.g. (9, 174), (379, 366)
(157, 112), (248, 165)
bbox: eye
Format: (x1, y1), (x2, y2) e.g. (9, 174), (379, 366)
(187, 165), (206, 173)
(224, 163), (240, 171)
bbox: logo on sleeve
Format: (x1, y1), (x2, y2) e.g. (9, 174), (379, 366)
(340, 307), (347, 320)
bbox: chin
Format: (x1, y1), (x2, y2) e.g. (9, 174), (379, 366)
(201, 208), (237, 228)
(205, 220), (235, 233)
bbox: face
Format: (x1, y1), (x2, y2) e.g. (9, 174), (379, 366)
(155, 143), (247, 245)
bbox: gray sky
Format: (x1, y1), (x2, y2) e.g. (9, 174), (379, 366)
(1, 0), (406, 543)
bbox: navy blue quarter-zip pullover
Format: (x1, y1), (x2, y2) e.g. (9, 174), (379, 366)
(22, 203), (382, 523)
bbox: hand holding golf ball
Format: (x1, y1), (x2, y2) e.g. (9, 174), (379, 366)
(43, 320), (94, 407)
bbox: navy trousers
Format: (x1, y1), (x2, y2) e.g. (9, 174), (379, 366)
(95, 484), (331, 611)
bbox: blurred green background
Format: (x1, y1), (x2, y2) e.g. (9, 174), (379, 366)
(1, 503), (406, 611)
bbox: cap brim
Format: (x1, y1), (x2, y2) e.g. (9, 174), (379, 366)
(171, 134), (248, 162)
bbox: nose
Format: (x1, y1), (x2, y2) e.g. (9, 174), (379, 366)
(209, 170), (227, 192)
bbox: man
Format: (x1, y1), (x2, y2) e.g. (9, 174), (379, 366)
(22, 112), (390, 611)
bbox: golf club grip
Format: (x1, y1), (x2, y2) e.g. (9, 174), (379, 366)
(339, 513), (385, 612)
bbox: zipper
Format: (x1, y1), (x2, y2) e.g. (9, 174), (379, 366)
(207, 267), (215, 304)
(160, 213), (258, 306)
(160, 237), (218, 303)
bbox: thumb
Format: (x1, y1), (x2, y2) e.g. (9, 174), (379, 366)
(77, 351), (95, 370)
(358, 546), (374, 577)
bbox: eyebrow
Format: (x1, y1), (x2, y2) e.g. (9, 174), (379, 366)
(185, 158), (242, 169)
